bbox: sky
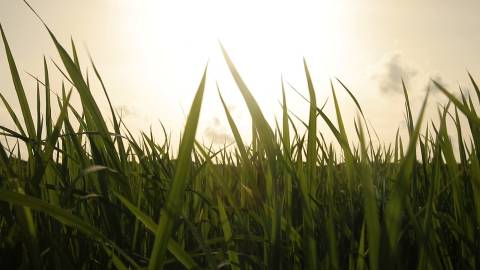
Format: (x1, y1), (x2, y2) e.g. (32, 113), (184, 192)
(1, 0), (479, 149)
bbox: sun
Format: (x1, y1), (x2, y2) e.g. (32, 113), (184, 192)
(108, 0), (354, 144)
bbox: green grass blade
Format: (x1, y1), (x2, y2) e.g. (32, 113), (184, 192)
(0, 92), (26, 136)
(302, 59), (318, 270)
(217, 196), (240, 270)
(112, 191), (199, 269)
(220, 44), (279, 170)
(385, 89), (430, 255)
(148, 66), (207, 270)
(0, 24), (36, 138)
(0, 189), (135, 267)
(43, 57), (52, 136)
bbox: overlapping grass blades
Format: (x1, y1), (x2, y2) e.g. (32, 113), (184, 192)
(148, 66), (207, 270)
(1, 12), (480, 269)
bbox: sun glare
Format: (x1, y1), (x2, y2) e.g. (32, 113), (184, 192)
(2, 1), (480, 268)
(116, 0), (349, 130)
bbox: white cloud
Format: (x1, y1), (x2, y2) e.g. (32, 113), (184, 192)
(203, 117), (234, 145)
(370, 52), (418, 94)
(115, 105), (136, 117)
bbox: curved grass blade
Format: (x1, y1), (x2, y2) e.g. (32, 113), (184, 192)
(0, 188), (136, 268)
(302, 59), (318, 270)
(112, 191), (199, 269)
(0, 24), (36, 139)
(148, 66), (207, 270)
(217, 196), (240, 270)
(385, 89), (430, 255)
(219, 43), (279, 169)
(0, 92), (26, 137)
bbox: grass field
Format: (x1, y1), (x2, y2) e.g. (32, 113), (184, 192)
(1, 12), (480, 270)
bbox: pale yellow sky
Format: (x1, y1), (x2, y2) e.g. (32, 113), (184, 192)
(1, 0), (479, 147)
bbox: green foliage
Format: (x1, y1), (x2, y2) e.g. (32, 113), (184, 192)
(0, 20), (479, 270)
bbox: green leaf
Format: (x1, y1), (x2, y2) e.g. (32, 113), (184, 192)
(0, 24), (36, 139)
(148, 65), (207, 270)
(0, 189), (136, 267)
(112, 191), (199, 269)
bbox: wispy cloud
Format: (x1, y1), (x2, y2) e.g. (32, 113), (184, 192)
(115, 105), (136, 118)
(425, 71), (457, 93)
(370, 52), (418, 94)
(203, 117), (234, 145)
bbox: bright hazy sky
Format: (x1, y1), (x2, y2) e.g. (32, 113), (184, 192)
(1, 0), (479, 147)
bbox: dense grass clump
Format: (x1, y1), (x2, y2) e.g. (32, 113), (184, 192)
(1, 17), (480, 270)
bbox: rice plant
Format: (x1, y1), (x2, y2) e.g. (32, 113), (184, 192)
(1, 9), (479, 270)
